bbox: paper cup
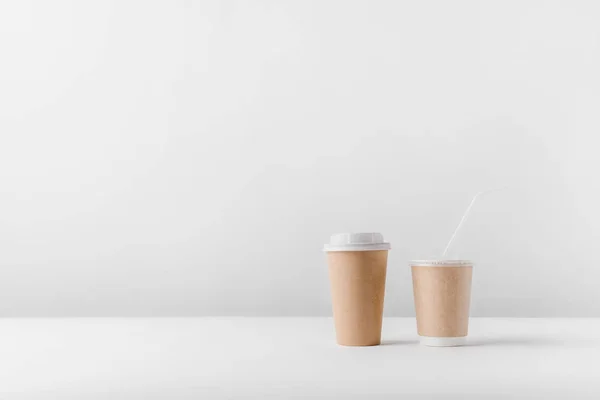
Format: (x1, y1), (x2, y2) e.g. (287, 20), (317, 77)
(324, 233), (390, 346)
(410, 260), (473, 347)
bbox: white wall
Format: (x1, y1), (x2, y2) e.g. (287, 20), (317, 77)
(1, 0), (599, 317)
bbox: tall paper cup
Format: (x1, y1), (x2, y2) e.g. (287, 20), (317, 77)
(324, 233), (390, 346)
(410, 260), (473, 346)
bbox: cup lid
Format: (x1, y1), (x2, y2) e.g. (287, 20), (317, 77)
(409, 260), (473, 267)
(324, 232), (391, 252)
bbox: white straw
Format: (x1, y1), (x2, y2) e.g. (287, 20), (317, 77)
(441, 187), (507, 257)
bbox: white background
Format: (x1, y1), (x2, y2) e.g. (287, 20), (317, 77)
(1, 0), (599, 317)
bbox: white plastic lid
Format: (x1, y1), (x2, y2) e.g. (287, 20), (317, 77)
(409, 260), (473, 267)
(323, 232), (391, 252)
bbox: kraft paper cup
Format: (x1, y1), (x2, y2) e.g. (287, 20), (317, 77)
(410, 260), (473, 347)
(324, 233), (391, 346)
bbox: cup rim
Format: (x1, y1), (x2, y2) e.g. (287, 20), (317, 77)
(409, 259), (473, 267)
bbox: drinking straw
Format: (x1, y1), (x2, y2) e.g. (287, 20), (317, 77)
(442, 187), (507, 257)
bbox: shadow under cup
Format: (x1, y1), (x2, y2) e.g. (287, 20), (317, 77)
(411, 260), (473, 347)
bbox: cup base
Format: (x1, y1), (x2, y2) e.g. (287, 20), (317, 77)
(336, 341), (381, 347)
(419, 336), (467, 347)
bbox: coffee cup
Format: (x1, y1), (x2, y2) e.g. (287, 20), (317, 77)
(410, 260), (473, 346)
(324, 233), (390, 346)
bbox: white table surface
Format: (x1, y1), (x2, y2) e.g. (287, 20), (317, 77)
(1, 318), (599, 399)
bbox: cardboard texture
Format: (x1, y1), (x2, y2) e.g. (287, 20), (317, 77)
(327, 250), (388, 346)
(411, 266), (473, 337)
